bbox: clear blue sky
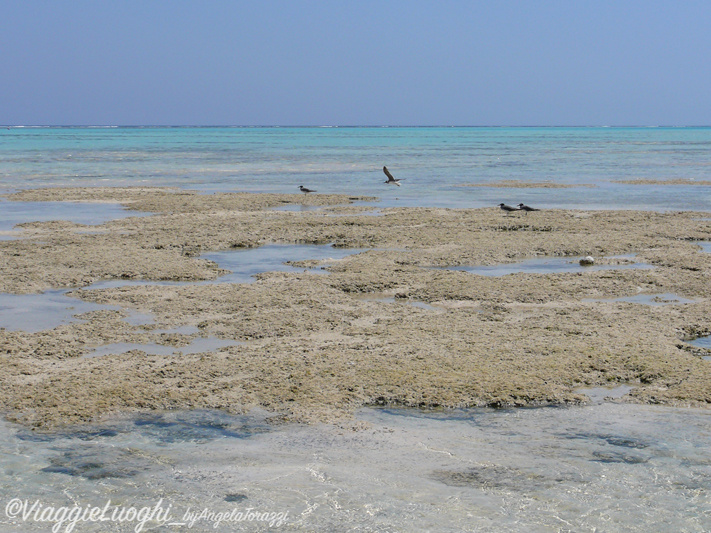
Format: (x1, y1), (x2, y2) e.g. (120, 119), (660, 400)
(2, 0), (710, 126)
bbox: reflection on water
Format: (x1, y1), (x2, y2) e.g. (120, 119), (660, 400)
(1, 403), (709, 532)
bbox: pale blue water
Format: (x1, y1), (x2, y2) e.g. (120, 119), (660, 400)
(2, 127), (711, 531)
(3, 126), (711, 210)
(1, 403), (710, 531)
(0, 199), (147, 234)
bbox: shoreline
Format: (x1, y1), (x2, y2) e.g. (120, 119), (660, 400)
(1, 187), (711, 428)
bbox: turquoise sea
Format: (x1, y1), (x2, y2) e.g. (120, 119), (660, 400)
(1, 127), (711, 531)
(2, 126), (711, 210)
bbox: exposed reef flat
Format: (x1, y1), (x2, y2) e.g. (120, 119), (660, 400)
(2, 187), (711, 428)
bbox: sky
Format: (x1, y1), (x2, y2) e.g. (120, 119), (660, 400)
(1, 0), (710, 126)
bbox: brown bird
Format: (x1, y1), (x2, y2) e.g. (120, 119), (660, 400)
(383, 166), (404, 186)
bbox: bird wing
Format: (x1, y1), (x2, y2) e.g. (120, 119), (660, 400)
(383, 166), (394, 181)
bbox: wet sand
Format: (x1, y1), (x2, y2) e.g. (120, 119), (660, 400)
(2, 187), (711, 428)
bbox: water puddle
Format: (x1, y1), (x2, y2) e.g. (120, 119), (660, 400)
(74, 229), (110, 235)
(84, 337), (241, 358)
(1, 403), (708, 531)
(201, 243), (369, 283)
(269, 204), (323, 212)
(0, 199), (150, 233)
(84, 243), (368, 291)
(695, 241), (711, 253)
(0, 291), (120, 332)
(688, 335), (711, 361)
(152, 324), (200, 335)
(583, 292), (697, 306)
(122, 310), (158, 326)
(82, 279), (188, 291)
(444, 255), (654, 276)
(0, 291), (169, 332)
(575, 384), (634, 403)
(0, 244), (370, 332)
(323, 209), (384, 217)
(269, 202), (383, 216)
(0, 232), (21, 241)
(350, 292), (439, 310)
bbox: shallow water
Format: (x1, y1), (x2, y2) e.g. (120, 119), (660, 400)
(4, 126), (711, 211)
(0, 198), (148, 233)
(691, 336), (711, 349)
(0, 402), (709, 532)
(0, 291), (119, 332)
(696, 241), (711, 254)
(0, 244), (368, 332)
(689, 336), (711, 361)
(444, 255), (653, 276)
(201, 243), (369, 283)
(583, 292), (697, 306)
(269, 203), (325, 212)
(3, 127), (711, 531)
(84, 337), (242, 358)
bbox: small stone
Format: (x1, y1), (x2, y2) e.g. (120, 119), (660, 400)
(579, 256), (595, 266)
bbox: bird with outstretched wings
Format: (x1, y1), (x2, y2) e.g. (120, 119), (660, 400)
(383, 166), (403, 186)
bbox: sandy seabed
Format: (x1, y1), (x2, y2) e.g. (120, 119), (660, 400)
(1, 187), (711, 429)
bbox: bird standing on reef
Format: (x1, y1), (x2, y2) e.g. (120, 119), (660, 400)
(299, 185), (316, 193)
(383, 166), (404, 186)
(498, 203), (521, 215)
(517, 203), (540, 214)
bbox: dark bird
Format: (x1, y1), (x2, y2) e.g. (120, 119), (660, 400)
(517, 203), (540, 214)
(299, 185), (316, 193)
(383, 166), (404, 186)
(498, 203), (521, 215)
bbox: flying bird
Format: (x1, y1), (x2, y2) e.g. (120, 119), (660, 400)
(498, 203), (521, 215)
(299, 185), (316, 193)
(517, 203), (540, 214)
(383, 166), (404, 186)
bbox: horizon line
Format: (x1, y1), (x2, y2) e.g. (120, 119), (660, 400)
(4, 124), (711, 129)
